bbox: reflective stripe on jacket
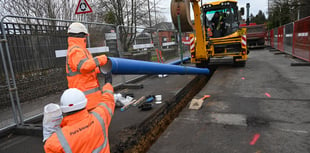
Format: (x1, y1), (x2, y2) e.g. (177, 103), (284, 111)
(44, 84), (115, 153)
(66, 37), (107, 110)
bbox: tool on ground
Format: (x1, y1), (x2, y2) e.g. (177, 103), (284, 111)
(120, 100), (137, 112)
(145, 95), (155, 103)
(189, 95), (211, 110)
(138, 103), (153, 111)
(132, 96), (146, 106)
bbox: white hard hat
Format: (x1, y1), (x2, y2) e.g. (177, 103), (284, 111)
(60, 88), (87, 113)
(67, 22), (89, 35)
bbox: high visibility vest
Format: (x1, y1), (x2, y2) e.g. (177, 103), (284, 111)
(44, 86), (115, 153)
(66, 37), (107, 110)
(216, 16), (223, 30)
(44, 107), (112, 152)
(56, 111), (110, 153)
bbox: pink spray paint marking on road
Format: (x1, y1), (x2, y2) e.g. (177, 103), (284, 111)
(241, 77), (245, 80)
(250, 134), (260, 145)
(265, 92), (271, 97)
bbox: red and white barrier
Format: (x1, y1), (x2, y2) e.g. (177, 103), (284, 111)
(241, 35), (247, 48)
(293, 16), (310, 62)
(190, 36), (195, 51)
(267, 16), (310, 62)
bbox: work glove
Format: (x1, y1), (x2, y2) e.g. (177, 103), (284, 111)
(104, 71), (112, 84)
(96, 55), (108, 66)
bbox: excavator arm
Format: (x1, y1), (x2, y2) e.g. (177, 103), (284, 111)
(171, 0), (207, 60)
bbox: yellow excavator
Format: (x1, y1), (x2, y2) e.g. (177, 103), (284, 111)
(171, 0), (248, 67)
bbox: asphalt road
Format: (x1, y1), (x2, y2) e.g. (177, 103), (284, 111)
(149, 49), (310, 153)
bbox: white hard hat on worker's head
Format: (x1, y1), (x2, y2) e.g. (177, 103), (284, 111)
(67, 22), (89, 35)
(60, 88), (87, 113)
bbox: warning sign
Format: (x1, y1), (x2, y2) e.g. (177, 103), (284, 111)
(75, 0), (93, 14)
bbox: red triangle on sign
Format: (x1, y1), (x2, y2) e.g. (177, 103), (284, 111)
(75, 0), (93, 14)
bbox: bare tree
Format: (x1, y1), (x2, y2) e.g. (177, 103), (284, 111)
(0, 0), (78, 21)
(95, 0), (154, 52)
(268, 0), (304, 28)
(0, 0), (169, 52)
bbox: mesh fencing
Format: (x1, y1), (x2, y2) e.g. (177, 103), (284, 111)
(283, 23), (294, 55)
(293, 16), (310, 62)
(0, 16), (190, 129)
(0, 16), (116, 128)
(267, 16), (310, 62)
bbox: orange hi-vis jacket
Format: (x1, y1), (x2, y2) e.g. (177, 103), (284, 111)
(66, 37), (108, 110)
(44, 83), (115, 153)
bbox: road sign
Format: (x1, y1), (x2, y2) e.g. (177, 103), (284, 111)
(75, 0), (93, 14)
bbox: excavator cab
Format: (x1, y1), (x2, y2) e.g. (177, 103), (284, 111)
(170, 0), (247, 67)
(203, 2), (240, 38)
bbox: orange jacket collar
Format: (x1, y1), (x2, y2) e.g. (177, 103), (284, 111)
(61, 109), (89, 127)
(68, 37), (87, 48)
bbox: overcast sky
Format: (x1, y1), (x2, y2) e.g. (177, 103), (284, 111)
(158, 0), (268, 22)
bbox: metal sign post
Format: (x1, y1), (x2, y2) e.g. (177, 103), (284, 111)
(177, 5), (184, 65)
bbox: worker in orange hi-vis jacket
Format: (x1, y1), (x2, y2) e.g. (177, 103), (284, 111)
(44, 85), (115, 153)
(65, 22), (113, 111)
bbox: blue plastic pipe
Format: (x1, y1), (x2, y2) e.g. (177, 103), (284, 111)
(168, 57), (191, 65)
(102, 57), (209, 75)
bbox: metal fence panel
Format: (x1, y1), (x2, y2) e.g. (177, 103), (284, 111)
(158, 29), (180, 60)
(283, 23), (294, 55)
(115, 26), (186, 83)
(270, 29), (274, 48)
(0, 40), (17, 129)
(0, 16), (117, 129)
(278, 26), (284, 52)
(273, 28), (278, 50)
(293, 16), (310, 62)
(265, 30), (270, 46)
(0, 16), (189, 130)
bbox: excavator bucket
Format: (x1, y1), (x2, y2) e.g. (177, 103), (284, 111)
(171, 0), (193, 32)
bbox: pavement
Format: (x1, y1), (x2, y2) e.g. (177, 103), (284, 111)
(148, 49), (310, 153)
(0, 74), (144, 130)
(0, 74), (203, 153)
